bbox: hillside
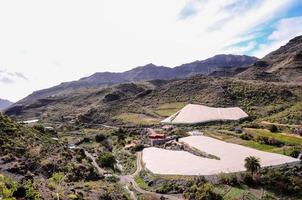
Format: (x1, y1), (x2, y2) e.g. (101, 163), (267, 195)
(238, 35), (302, 82)
(0, 98), (13, 111)
(16, 54), (257, 104)
(6, 75), (302, 126)
(0, 113), (130, 199)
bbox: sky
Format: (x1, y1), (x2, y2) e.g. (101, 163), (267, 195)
(1, 0), (302, 102)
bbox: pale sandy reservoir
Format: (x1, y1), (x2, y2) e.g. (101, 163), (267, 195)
(142, 136), (299, 175)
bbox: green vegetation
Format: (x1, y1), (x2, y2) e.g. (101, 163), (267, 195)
(245, 128), (302, 146)
(265, 101), (302, 125)
(206, 128), (302, 157)
(0, 174), (41, 200)
(48, 172), (66, 200)
(134, 175), (149, 190)
(97, 152), (116, 169)
(0, 174), (17, 200)
(113, 113), (159, 125)
(155, 102), (186, 117)
(244, 156), (261, 175)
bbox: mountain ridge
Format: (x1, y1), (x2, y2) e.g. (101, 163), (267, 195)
(17, 54), (257, 104)
(0, 99), (13, 111)
(238, 35), (302, 81)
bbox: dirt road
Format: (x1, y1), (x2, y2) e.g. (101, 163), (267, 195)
(119, 152), (184, 200)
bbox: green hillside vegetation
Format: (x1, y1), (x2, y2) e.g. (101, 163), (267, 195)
(0, 113), (130, 199)
(5, 76), (302, 128)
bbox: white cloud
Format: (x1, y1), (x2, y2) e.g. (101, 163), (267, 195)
(253, 16), (302, 58)
(0, 0), (297, 101)
(224, 41), (257, 55)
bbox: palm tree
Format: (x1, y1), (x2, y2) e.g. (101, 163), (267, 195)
(244, 156), (261, 174)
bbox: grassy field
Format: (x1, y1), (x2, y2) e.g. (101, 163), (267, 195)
(214, 185), (277, 200)
(205, 129), (301, 155)
(113, 113), (159, 125)
(134, 175), (150, 190)
(264, 101), (302, 125)
(154, 102), (186, 117)
(245, 128), (302, 146)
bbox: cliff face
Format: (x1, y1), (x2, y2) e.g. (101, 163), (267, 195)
(238, 35), (302, 82)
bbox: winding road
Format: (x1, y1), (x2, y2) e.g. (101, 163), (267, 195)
(119, 152), (183, 200)
(71, 123), (184, 200)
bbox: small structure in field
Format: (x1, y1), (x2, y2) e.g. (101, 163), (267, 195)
(162, 125), (175, 131)
(161, 104), (248, 124)
(188, 130), (203, 136)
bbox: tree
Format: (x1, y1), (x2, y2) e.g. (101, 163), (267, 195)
(244, 156), (261, 174)
(98, 152), (116, 169)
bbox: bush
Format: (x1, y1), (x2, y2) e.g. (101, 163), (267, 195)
(195, 183), (223, 200)
(95, 134), (106, 143)
(22, 180), (41, 200)
(156, 183), (174, 194)
(105, 175), (119, 183)
(33, 124), (45, 133)
(241, 172), (255, 186)
(131, 144), (144, 153)
(240, 133), (253, 140)
(289, 147), (302, 158)
(256, 136), (284, 147)
(218, 173), (238, 186)
(97, 152), (116, 169)
(268, 124), (278, 133)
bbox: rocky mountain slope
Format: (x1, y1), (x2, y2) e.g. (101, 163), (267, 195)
(238, 35), (302, 82)
(0, 98), (13, 111)
(6, 75), (302, 126)
(17, 54), (257, 104)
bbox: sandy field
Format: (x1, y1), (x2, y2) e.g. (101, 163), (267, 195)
(143, 136), (299, 175)
(161, 104), (248, 124)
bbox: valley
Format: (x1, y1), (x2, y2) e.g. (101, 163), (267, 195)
(1, 36), (302, 200)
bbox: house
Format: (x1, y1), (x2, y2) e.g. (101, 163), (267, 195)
(147, 128), (176, 146)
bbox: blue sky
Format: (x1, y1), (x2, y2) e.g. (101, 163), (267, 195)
(0, 0), (302, 101)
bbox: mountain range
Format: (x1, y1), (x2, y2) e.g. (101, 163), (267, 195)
(0, 99), (13, 111)
(17, 54), (257, 103)
(5, 35), (302, 123)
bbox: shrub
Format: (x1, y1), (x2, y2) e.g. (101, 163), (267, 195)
(33, 124), (45, 133)
(268, 124), (278, 133)
(22, 180), (41, 200)
(241, 172), (255, 186)
(95, 134), (106, 143)
(256, 136), (284, 147)
(218, 173), (238, 186)
(289, 147), (302, 158)
(195, 183), (223, 200)
(131, 144), (144, 153)
(97, 152), (116, 169)
(240, 133), (253, 140)
(105, 175), (119, 183)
